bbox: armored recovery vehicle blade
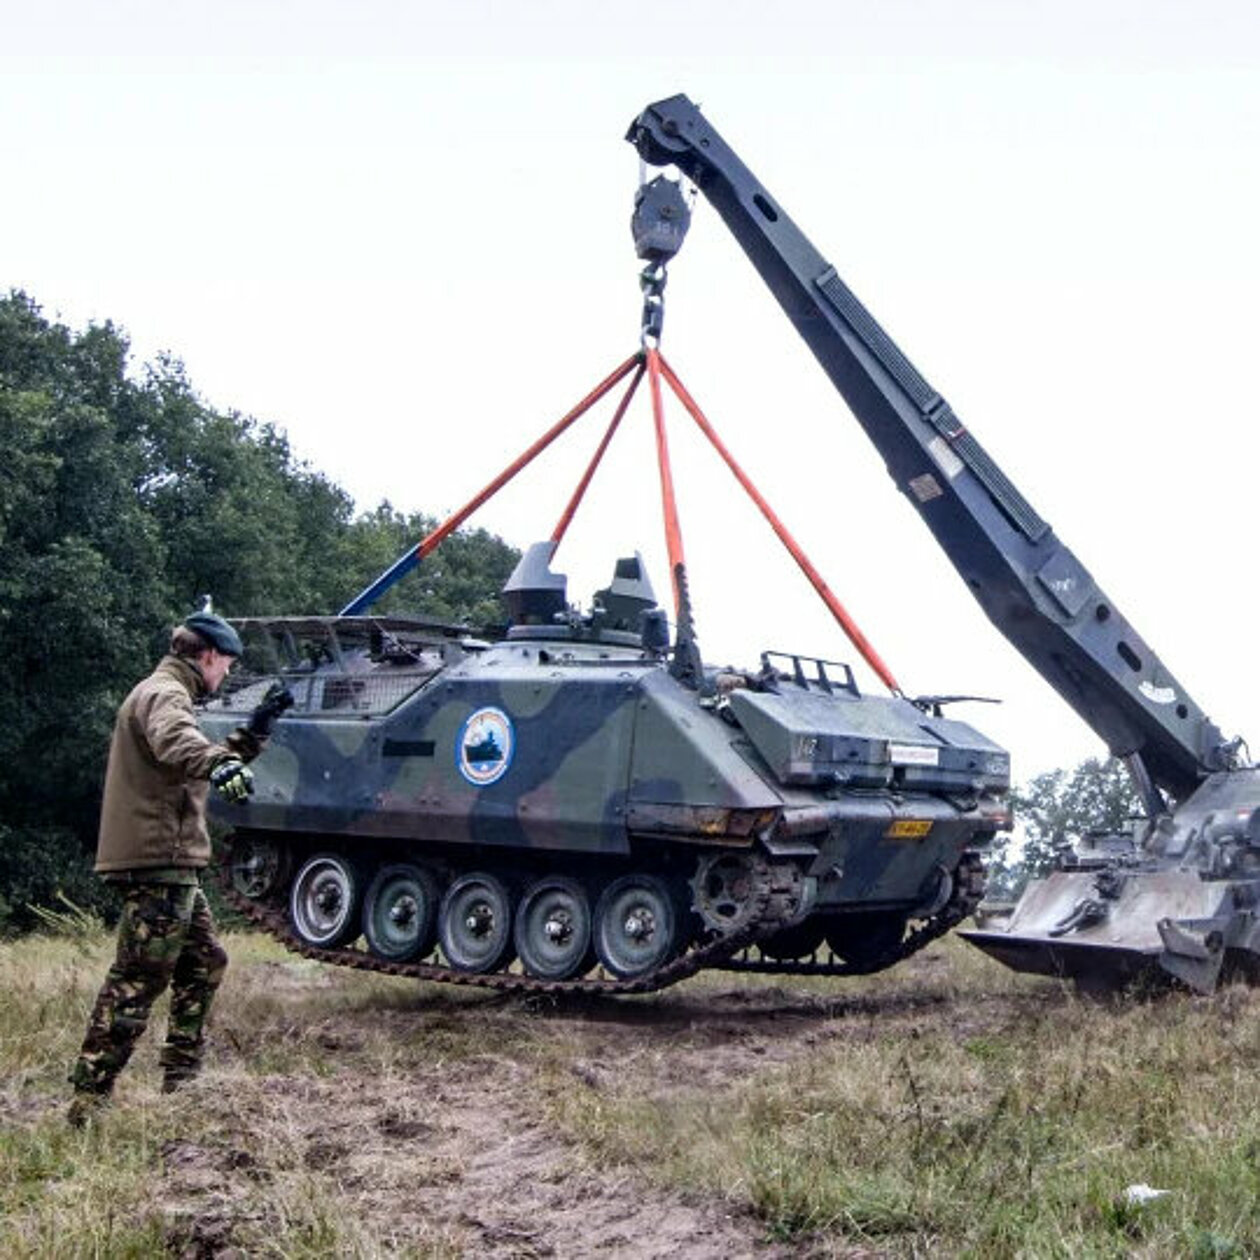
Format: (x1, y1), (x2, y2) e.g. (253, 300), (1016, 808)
(626, 93), (1256, 992)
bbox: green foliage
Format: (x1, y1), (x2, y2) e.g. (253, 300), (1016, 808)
(987, 756), (1141, 898)
(0, 291), (518, 931)
(25, 892), (105, 945)
(0, 826), (119, 934)
(340, 501), (519, 627)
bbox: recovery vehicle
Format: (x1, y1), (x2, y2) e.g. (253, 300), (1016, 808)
(626, 93), (1256, 992)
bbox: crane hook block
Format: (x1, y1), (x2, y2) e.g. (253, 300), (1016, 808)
(631, 175), (691, 263)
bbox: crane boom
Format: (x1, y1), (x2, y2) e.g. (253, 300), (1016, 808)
(627, 94), (1229, 805)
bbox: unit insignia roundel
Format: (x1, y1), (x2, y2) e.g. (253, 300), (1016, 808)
(456, 707), (515, 786)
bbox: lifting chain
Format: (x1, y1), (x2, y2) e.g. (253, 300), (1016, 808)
(639, 261), (669, 346)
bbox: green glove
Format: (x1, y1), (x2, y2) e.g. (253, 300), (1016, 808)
(210, 758), (254, 804)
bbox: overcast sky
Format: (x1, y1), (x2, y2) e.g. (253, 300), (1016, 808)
(4, 0), (1258, 782)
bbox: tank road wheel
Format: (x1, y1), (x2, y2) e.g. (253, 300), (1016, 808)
(825, 912), (907, 969)
(229, 835), (290, 901)
(362, 864), (441, 963)
(594, 874), (683, 980)
(290, 853), (363, 949)
(514, 877), (595, 981)
(761, 920), (826, 961)
(439, 872), (516, 973)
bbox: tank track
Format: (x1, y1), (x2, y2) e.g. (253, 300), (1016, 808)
(717, 849), (987, 976)
(217, 843), (983, 995)
(217, 842), (795, 996)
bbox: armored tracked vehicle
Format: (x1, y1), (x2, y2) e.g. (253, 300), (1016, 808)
(203, 540), (1007, 993)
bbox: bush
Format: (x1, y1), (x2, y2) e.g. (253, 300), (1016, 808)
(0, 824), (119, 935)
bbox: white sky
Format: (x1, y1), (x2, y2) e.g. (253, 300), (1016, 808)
(3, 0), (1259, 783)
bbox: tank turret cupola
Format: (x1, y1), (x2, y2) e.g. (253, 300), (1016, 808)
(592, 553), (658, 633)
(502, 541), (568, 625)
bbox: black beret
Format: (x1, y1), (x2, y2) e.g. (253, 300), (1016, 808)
(182, 612), (244, 657)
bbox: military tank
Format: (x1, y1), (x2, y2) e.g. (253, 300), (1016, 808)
(203, 541), (1009, 994)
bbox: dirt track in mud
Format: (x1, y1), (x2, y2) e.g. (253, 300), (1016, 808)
(148, 943), (1057, 1258)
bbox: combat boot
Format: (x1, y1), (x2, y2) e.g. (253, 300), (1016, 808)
(161, 1065), (200, 1094)
(67, 1089), (111, 1128)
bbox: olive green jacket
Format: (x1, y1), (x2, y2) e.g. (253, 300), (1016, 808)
(95, 656), (262, 874)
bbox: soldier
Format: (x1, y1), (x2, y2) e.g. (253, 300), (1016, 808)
(68, 611), (291, 1127)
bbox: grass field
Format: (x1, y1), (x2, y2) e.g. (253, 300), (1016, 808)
(2, 922), (1259, 1257)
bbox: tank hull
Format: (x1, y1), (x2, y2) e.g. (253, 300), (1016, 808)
(201, 578), (1010, 987)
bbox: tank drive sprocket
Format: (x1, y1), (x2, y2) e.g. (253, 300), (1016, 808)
(690, 852), (812, 935)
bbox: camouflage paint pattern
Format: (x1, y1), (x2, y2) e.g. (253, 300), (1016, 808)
(70, 882), (227, 1095)
(201, 603), (1011, 921)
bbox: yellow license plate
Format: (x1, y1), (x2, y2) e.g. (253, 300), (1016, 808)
(885, 819), (933, 840)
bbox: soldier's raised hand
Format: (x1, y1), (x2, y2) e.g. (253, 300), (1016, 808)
(247, 681), (295, 738)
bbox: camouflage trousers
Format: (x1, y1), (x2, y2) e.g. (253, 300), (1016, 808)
(70, 882), (228, 1096)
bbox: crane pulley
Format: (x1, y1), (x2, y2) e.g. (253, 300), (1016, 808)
(630, 173), (692, 345)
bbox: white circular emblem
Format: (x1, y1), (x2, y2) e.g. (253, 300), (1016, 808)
(456, 707), (514, 786)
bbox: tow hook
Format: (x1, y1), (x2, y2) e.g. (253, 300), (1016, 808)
(1049, 897), (1109, 937)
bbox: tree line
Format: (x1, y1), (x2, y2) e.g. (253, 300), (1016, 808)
(0, 291), (518, 931)
(989, 756), (1139, 899)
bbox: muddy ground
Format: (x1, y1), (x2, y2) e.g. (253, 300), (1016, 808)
(141, 942), (1053, 1258)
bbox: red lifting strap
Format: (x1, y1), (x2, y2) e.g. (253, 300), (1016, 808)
(417, 353), (642, 563)
(340, 354), (641, 614)
(347, 342), (901, 696)
(645, 349), (688, 617)
(552, 363), (645, 544)
(658, 354), (903, 696)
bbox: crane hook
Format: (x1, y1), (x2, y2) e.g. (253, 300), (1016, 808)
(631, 174), (692, 346)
